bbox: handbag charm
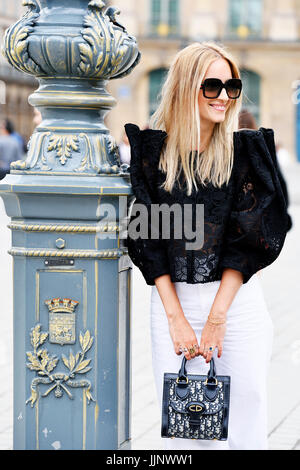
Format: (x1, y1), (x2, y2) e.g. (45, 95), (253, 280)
(161, 356), (230, 440)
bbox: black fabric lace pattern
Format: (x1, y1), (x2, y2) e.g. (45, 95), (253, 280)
(124, 123), (292, 286)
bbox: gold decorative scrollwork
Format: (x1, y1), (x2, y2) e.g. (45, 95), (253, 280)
(2, 0), (45, 76)
(26, 324), (95, 406)
(11, 130), (120, 174)
(11, 132), (52, 171)
(88, 0), (106, 9)
(74, 133), (119, 173)
(78, 1), (127, 79)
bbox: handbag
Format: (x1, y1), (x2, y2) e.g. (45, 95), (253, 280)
(161, 355), (230, 440)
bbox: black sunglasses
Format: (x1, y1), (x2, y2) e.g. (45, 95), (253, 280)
(200, 78), (242, 99)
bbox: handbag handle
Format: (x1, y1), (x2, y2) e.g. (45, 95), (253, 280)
(177, 356), (216, 383)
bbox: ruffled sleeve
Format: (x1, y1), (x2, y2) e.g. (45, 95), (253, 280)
(219, 127), (292, 284)
(124, 123), (170, 285)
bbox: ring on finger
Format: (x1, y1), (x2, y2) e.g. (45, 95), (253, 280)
(189, 347), (195, 355)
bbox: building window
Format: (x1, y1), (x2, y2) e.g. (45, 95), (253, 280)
(150, 0), (179, 37)
(228, 0), (262, 39)
(240, 69), (261, 125)
(149, 68), (168, 117)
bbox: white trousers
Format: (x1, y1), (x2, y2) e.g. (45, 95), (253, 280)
(150, 273), (274, 450)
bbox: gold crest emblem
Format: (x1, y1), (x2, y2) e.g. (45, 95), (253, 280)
(44, 298), (79, 345)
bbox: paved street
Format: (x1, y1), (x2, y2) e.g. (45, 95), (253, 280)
(0, 162), (300, 450)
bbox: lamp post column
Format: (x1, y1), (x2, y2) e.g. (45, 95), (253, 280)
(0, 0), (140, 450)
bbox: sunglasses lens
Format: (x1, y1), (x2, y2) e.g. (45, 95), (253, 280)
(203, 79), (222, 98)
(202, 78), (242, 99)
(226, 79), (242, 98)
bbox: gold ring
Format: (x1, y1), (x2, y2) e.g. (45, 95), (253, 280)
(189, 347), (195, 355)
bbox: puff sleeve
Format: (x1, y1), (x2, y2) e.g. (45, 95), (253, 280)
(124, 123), (170, 286)
(261, 127), (293, 231)
(219, 128), (292, 284)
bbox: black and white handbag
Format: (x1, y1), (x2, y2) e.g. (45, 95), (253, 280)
(161, 356), (230, 440)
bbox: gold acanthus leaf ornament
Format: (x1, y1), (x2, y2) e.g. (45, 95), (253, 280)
(47, 135), (80, 165)
(26, 324), (95, 407)
(2, 0), (45, 76)
(78, 3), (127, 79)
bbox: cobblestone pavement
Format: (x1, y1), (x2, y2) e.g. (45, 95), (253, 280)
(0, 162), (299, 450)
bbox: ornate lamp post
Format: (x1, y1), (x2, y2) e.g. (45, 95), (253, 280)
(0, 0), (139, 450)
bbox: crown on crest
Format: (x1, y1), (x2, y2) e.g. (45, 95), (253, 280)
(44, 298), (79, 314)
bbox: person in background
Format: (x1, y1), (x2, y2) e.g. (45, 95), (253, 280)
(0, 119), (24, 180)
(238, 107), (257, 129)
(3, 118), (26, 156)
(11, 129), (26, 156)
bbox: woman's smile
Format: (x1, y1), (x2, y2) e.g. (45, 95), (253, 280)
(209, 103), (226, 112)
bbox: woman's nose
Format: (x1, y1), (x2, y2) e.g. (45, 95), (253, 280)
(219, 87), (229, 101)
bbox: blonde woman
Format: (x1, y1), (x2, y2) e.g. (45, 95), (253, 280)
(124, 42), (291, 450)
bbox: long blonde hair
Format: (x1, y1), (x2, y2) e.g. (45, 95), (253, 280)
(149, 41), (243, 196)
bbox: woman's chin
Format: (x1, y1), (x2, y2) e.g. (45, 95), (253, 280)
(208, 116), (226, 124)
(200, 110), (226, 125)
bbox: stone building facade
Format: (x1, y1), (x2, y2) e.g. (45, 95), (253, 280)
(1, 1), (300, 161)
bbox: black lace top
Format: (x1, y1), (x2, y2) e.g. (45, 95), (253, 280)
(124, 123), (292, 286)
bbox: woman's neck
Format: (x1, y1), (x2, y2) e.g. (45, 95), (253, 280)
(191, 122), (215, 153)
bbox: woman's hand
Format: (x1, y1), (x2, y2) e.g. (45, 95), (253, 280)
(167, 312), (201, 360)
(199, 320), (226, 363)
(197, 267), (243, 363)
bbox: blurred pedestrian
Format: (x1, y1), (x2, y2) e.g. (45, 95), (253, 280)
(11, 131), (25, 156)
(0, 119), (24, 180)
(238, 108), (257, 129)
